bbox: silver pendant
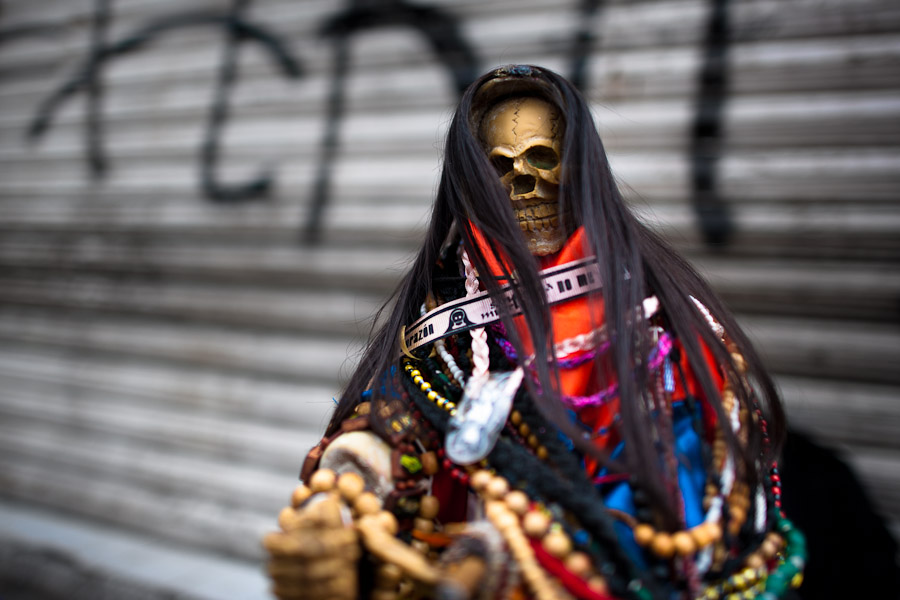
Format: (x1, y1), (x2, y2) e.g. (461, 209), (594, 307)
(445, 368), (523, 465)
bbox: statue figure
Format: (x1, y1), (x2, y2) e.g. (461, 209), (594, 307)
(264, 65), (805, 600)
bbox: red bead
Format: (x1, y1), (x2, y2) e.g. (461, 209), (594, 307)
(458, 473), (470, 485)
(451, 468), (462, 480)
(775, 500), (782, 508)
(442, 458), (452, 469)
(771, 474), (781, 483)
(437, 448), (445, 457)
(772, 486), (782, 496)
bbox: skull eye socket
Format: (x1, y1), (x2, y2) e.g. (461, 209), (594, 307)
(525, 146), (559, 170)
(491, 155), (514, 175)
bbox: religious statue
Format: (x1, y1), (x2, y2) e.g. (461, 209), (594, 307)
(263, 65), (805, 600)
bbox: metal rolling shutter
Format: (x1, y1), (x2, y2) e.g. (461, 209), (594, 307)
(0, 0), (897, 593)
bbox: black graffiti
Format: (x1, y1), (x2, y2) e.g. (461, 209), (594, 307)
(86, 0), (112, 177)
(26, 0), (303, 202)
(9, 1), (730, 248)
(304, 0), (478, 242)
(567, 0), (605, 91)
(690, 0), (734, 246)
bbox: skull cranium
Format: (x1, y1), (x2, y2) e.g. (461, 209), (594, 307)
(481, 96), (568, 255)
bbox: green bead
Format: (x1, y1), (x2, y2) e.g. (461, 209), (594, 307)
(765, 571), (789, 594)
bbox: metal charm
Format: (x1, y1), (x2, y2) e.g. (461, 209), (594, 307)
(445, 368), (524, 465)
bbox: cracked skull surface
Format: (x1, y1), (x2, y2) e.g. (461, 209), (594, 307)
(481, 96), (567, 255)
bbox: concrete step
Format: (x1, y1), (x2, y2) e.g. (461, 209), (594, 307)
(0, 308), (362, 382)
(780, 376), (900, 451)
(0, 498), (269, 600)
(0, 345), (343, 425)
(0, 235), (410, 292)
(1, 236), (895, 320)
(0, 421), (292, 517)
(0, 387), (323, 474)
(741, 314), (900, 385)
(0, 453), (274, 561)
(0, 277), (382, 337)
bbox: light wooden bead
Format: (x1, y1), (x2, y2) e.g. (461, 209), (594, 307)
(588, 576), (609, 593)
(309, 468), (337, 493)
(519, 423), (531, 437)
(527, 434), (539, 448)
(470, 470), (492, 492)
(354, 491), (382, 516)
(375, 510), (399, 535)
(543, 530), (572, 559)
(673, 531), (697, 556)
(278, 506), (299, 531)
(484, 500), (507, 521)
(536, 446), (549, 461)
(633, 524), (655, 547)
(564, 551), (592, 577)
(707, 521), (723, 542)
(336, 472), (366, 503)
(690, 523), (713, 547)
(291, 484), (312, 508)
(370, 590), (396, 600)
(745, 553), (765, 569)
(760, 538), (779, 558)
(413, 517), (434, 534)
(421, 451), (439, 475)
(510, 411), (522, 425)
(494, 511), (520, 533)
(523, 511), (551, 538)
(452, 556), (488, 592)
(375, 562), (403, 588)
(650, 533), (675, 558)
(485, 477), (510, 500)
(419, 495), (440, 520)
(505, 490), (530, 515)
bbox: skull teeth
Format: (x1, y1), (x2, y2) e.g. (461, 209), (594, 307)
(515, 202), (560, 232)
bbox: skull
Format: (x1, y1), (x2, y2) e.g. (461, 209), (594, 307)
(481, 96), (567, 255)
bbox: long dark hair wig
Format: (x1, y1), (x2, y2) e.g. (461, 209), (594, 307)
(325, 65), (784, 529)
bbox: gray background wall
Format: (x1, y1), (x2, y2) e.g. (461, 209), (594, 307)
(0, 0), (898, 598)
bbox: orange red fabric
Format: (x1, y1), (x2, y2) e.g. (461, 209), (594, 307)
(468, 224), (724, 463)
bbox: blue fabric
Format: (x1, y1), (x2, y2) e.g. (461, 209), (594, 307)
(597, 401), (707, 564)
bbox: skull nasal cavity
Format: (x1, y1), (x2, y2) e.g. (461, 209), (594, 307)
(512, 175), (536, 195)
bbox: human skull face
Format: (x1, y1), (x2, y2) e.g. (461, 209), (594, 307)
(481, 97), (566, 256)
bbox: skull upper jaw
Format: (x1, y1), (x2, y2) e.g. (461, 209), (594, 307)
(505, 183), (569, 256)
